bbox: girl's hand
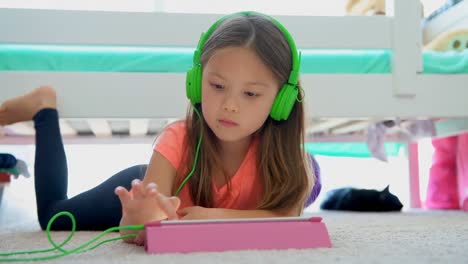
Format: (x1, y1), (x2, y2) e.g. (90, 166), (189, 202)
(115, 179), (181, 245)
(177, 206), (224, 220)
(115, 179), (181, 225)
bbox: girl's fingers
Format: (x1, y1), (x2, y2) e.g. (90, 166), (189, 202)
(145, 182), (158, 198)
(168, 196), (181, 210)
(114, 186), (131, 204)
(168, 197), (181, 220)
(146, 182), (157, 189)
(118, 180), (179, 220)
(131, 179), (144, 199)
(155, 193), (180, 220)
(134, 231), (146, 246)
(176, 207), (189, 217)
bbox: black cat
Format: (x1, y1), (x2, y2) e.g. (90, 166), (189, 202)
(320, 186), (403, 212)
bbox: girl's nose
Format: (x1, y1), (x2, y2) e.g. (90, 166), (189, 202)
(222, 95), (239, 113)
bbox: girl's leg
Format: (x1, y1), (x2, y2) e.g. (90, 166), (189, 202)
(34, 108), (147, 230)
(0, 87), (147, 230)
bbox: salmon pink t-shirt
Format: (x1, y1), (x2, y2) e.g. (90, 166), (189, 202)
(154, 121), (263, 210)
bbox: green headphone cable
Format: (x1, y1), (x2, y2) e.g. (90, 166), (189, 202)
(0, 211), (144, 262)
(174, 105), (203, 196)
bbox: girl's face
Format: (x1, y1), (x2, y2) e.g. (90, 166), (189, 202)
(201, 46), (279, 144)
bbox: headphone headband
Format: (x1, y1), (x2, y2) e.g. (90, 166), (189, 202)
(194, 11), (301, 86)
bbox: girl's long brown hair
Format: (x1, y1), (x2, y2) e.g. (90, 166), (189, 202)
(178, 13), (314, 213)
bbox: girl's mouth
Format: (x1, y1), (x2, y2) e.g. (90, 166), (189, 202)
(218, 119), (238, 127)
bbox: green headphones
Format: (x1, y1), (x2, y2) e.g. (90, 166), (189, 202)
(186, 11), (302, 121)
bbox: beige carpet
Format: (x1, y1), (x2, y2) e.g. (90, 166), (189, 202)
(1, 186), (468, 263)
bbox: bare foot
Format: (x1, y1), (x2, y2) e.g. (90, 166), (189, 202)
(0, 86), (57, 126)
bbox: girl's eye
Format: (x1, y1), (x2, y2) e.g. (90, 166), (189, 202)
(210, 83), (224, 90)
(245, 91), (258, 97)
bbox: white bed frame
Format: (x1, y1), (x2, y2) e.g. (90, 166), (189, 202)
(1, 0), (467, 120)
(1, 0), (467, 208)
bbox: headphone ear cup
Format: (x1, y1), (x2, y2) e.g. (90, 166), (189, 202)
(270, 84), (298, 121)
(186, 65), (202, 104)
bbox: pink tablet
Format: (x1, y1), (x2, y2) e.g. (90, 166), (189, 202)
(144, 216), (331, 254)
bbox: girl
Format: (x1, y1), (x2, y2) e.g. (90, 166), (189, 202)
(0, 12), (321, 244)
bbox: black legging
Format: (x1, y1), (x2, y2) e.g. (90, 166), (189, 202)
(33, 108), (146, 231)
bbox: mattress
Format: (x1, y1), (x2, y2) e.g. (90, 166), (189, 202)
(1, 44), (467, 74)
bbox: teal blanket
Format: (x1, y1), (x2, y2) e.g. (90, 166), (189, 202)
(1, 44), (467, 74)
